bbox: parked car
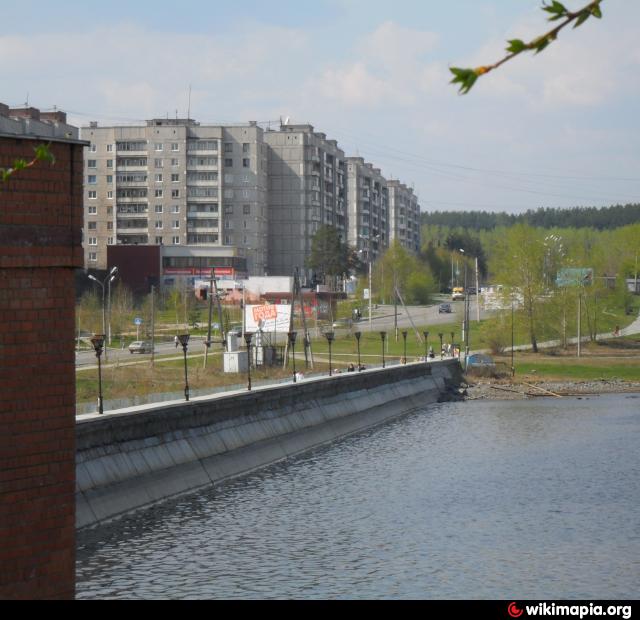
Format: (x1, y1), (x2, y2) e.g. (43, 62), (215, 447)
(438, 303), (452, 314)
(128, 341), (153, 354)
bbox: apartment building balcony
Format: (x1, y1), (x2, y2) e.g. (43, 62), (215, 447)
(117, 234), (149, 245)
(116, 163), (148, 171)
(115, 195), (148, 202)
(116, 220), (149, 233)
(187, 234), (220, 245)
(187, 221), (219, 232)
(116, 209), (149, 217)
(186, 164), (218, 171)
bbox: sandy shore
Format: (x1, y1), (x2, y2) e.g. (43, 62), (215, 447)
(463, 379), (640, 400)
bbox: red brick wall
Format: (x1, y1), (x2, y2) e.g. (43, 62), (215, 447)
(0, 137), (84, 599)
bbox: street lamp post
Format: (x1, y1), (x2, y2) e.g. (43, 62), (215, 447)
(90, 335), (105, 415)
(244, 332), (253, 390)
(354, 331), (362, 371)
(450, 331), (455, 357)
(401, 330), (408, 364)
(288, 331), (297, 383)
(177, 334), (190, 401)
(380, 331), (387, 368)
(88, 267), (118, 357)
(438, 333), (444, 360)
(325, 331), (335, 376)
(423, 331), (429, 361)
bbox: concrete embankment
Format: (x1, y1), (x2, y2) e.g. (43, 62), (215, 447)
(76, 359), (461, 529)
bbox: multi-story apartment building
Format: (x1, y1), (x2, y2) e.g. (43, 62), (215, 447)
(264, 124), (347, 278)
(80, 118), (269, 282)
(388, 180), (421, 253)
(345, 157), (389, 264)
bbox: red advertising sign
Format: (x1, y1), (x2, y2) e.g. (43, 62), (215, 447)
(252, 305), (278, 322)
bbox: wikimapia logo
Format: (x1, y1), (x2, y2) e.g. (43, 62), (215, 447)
(506, 602), (632, 620)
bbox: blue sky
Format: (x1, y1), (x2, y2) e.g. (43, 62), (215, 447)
(3, 0), (639, 213)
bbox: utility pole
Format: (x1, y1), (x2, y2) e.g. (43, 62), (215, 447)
(150, 285), (155, 368)
(204, 269), (215, 369)
(577, 291), (582, 358)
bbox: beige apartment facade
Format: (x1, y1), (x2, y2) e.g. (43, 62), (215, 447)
(264, 124), (347, 279)
(80, 118), (268, 278)
(388, 180), (421, 253)
(345, 157), (390, 264)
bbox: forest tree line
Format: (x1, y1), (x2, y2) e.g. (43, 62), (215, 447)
(421, 203), (640, 231)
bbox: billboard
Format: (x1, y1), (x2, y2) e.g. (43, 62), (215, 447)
(245, 304), (292, 333)
(556, 268), (593, 288)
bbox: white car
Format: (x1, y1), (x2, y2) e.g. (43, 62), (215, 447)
(128, 341), (153, 354)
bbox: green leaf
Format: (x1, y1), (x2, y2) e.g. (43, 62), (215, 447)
(506, 39), (527, 54)
(34, 143), (55, 165)
(542, 0), (568, 18)
(573, 10), (591, 28)
(591, 4), (602, 19)
(449, 67), (478, 95)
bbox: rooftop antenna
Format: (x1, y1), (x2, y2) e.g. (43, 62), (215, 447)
(283, 116), (290, 126)
(187, 84), (192, 120)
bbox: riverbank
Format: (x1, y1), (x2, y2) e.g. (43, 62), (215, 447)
(464, 378), (640, 400)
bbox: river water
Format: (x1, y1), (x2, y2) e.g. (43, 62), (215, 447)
(76, 394), (640, 599)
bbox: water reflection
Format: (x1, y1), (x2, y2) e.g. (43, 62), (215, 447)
(77, 395), (640, 599)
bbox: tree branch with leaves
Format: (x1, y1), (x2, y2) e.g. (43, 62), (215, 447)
(0, 143), (56, 182)
(450, 0), (604, 94)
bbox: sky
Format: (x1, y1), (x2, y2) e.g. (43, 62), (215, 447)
(3, 0), (640, 214)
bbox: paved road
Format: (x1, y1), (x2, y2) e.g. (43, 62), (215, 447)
(76, 336), (210, 368)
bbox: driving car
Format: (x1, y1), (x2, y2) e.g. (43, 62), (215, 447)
(128, 341), (153, 354)
(438, 303), (452, 314)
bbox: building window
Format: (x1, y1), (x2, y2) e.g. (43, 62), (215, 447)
(106, 159), (113, 168)
(155, 221), (163, 229)
(106, 144), (113, 152)
(173, 221), (180, 229)
(171, 189), (180, 198)
(155, 159), (163, 168)
(107, 191), (113, 199)
(88, 221), (97, 230)
(88, 237), (98, 246)
(106, 175), (113, 183)
(88, 191), (97, 199)
(155, 174), (163, 182)
(155, 236), (163, 244)
(88, 206), (97, 214)
(242, 143), (250, 153)
(155, 143), (163, 151)
(88, 175), (97, 184)
(87, 159), (97, 168)
(172, 236), (180, 245)
(155, 205), (163, 213)
(89, 252), (97, 262)
(155, 189), (163, 198)
(243, 204), (251, 215)
(171, 173), (180, 182)
(172, 205), (180, 213)
(90, 144), (97, 153)
(225, 158), (233, 168)
(171, 143), (179, 152)
(224, 142), (233, 153)
(171, 158), (179, 167)
(243, 158), (250, 168)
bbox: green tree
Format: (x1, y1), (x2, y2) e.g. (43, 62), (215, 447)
(306, 225), (357, 282)
(491, 224), (547, 352)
